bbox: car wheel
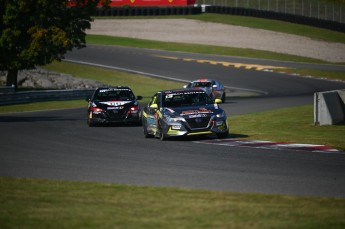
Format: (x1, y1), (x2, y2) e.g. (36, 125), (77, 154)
(87, 112), (95, 127)
(143, 126), (153, 138)
(143, 119), (153, 138)
(160, 132), (166, 141)
(158, 124), (167, 141)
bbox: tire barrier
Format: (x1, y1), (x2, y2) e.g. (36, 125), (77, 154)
(205, 6), (345, 33)
(95, 6), (202, 16)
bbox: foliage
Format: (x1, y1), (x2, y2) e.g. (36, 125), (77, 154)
(0, 0), (99, 87)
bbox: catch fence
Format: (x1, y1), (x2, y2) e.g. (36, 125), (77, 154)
(196, 0), (344, 23)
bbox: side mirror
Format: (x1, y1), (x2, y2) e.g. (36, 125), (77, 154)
(215, 99), (222, 104)
(137, 95), (143, 100)
(86, 98), (91, 102)
(150, 104), (158, 109)
(212, 85), (217, 88)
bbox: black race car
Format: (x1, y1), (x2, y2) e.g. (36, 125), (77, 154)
(142, 89), (229, 140)
(87, 86), (142, 126)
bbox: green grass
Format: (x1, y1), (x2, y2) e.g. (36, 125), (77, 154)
(1, 177), (345, 229)
(44, 61), (185, 100)
(231, 105), (345, 151)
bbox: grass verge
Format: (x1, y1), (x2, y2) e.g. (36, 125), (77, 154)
(1, 176), (345, 229)
(230, 105), (345, 151)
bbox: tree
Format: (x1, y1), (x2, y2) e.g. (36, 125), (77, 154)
(0, 0), (99, 89)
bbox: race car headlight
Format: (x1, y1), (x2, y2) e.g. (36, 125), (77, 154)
(216, 121), (225, 126)
(171, 125), (182, 130)
(167, 117), (185, 123)
(216, 111), (226, 118)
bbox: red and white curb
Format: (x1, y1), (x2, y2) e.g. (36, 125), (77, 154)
(193, 139), (342, 154)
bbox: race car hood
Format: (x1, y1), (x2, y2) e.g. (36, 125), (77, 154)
(193, 87), (212, 94)
(94, 100), (137, 108)
(164, 104), (221, 117)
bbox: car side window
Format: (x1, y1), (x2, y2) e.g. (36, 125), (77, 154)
(155, 93), (161, 108)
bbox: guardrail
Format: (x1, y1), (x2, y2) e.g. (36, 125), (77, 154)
(0, 86), (16, 94)
(0, 89), (95, 106)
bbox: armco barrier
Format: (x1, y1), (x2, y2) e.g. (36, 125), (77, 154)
(205, 6), (345, 33)
(314, 89), (345, 125)
(0, 89), (95, 106)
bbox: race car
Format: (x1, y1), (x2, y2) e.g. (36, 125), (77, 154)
(142, 89), (229, 140)
(87, 86), (142, 126)
(184, 79), (226, 103)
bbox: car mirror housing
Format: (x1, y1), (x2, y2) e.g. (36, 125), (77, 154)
(215, 98), (222, 104)
(150, 104), (158, 109)
(137, 95), (143, 100)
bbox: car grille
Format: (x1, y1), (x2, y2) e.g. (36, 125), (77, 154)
(186, 116), (211, 129)
(106, 109), (127, 119)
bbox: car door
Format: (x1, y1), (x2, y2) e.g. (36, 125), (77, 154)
(143, 93), (160, 135)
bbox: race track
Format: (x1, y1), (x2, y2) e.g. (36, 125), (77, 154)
(1, 45), (345, 198)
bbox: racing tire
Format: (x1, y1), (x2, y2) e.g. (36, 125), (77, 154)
(87, 118), (94, 127)
(143, 125), (153, 138)
(87, 111), (95, 127)
(159, 132), (166, 141)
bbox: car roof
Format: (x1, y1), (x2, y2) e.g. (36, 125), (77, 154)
(97, 86), (132, 90)
(159, 88), (206, 94)
(191, 79), (216, 83)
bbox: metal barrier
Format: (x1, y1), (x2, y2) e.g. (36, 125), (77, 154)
(0, 89), (95, 106)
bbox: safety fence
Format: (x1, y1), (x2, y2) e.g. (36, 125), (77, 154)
(196, 0), (345, 23)
(204, 5), (345, 33)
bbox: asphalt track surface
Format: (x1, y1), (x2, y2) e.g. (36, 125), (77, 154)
(1, 45), (345, 198)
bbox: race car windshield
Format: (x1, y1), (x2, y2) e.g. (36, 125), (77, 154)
(94, 89), (135, 101)
(164, 92), (214, 107)
(192, 82), (212, 87)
